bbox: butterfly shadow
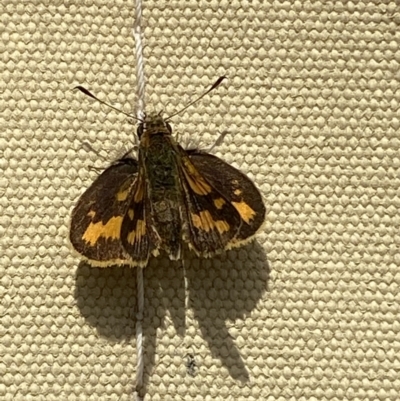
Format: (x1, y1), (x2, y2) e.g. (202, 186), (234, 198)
(74, 240), (269, 395)
(74, 256), (187, 398)
(184, 241), (269, 382)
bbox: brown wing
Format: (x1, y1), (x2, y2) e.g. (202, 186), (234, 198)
(188, 150), (265, 245)
(120, 172), (160, 267)
(70, 158), (139, 266)
(178, 150), (243, 256)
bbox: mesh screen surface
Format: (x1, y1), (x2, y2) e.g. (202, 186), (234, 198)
(1, 1), (399, 400)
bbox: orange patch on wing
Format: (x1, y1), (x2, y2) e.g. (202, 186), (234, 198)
(232, 201), (256, 224)
(182, 160), (212, 195)
(213, 198), (226, 209)
(133, 177), (145, 202)
(87, 210), (96, 218)
(191, 211), (230, 234)
(127, 220), (146, 245)
(116, 188), (130, 201)
(128, 209), (134, 220)
(82, 216), (123, 246)
(116, 178), (136, 201)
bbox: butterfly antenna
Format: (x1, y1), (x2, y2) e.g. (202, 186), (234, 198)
(165, 76), (226, 121)
(75, 86), (143, 122)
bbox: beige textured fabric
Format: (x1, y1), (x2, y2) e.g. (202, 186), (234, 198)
(1, 0), (399, 400)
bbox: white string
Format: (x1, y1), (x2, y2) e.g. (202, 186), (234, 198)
(135, 267), (144, 400)
(133, 0), (146, 399)
(134, 0), (146, 122)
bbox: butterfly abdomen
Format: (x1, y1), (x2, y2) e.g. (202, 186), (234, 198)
(142, 134), (183, 258)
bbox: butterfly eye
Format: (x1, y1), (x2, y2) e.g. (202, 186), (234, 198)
(137, 123), (144, 138)
(166, 122), (172, 133)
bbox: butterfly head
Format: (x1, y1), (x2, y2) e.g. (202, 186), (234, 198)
(137, 114), (172, 139)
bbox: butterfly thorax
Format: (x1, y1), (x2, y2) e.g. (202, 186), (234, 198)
(139, 117), (183, 259)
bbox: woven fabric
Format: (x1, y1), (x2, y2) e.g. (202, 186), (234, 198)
(1, 0), (400, 400)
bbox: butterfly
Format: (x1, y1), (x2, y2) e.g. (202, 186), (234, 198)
(70, 79), (265, 267)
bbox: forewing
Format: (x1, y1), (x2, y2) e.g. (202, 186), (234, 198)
(70, 158), (138, 266)
(188, 150), (265, 245)
(120, 173), (159, 267)
(178, 151), (242, 256)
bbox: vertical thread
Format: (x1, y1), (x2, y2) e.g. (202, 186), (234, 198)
(133, 0), (146, 121)
(133, 0), (146, 399)
(135, 267), (144, 400)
